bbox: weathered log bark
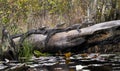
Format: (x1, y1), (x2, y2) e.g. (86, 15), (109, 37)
(44, 20), (120, 52)
(11, 20), (120, 53)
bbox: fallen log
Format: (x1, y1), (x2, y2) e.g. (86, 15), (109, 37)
(44, 20), (120, 52)
(10, 20), (120, 53)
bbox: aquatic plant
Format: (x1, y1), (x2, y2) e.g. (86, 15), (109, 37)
(18, 41), (33, 62)
(33, 50), (50, 57)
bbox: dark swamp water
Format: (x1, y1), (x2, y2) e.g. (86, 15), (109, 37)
(0, 53), (120, 71)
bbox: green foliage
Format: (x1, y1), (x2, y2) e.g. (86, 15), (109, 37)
(18, 41), (33, 62)
(34, 50), (50, 57)
(9, 24), (22, 34)
(0, 0), (120, 26)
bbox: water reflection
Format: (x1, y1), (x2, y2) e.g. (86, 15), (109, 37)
(0, 53), (120, 71)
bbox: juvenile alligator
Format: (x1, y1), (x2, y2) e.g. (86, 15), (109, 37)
(65, 24), (82, 32)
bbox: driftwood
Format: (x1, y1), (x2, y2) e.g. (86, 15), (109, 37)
(1, 20), (120, 55)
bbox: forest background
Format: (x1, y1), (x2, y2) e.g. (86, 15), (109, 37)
(0, 0), (120, 35)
